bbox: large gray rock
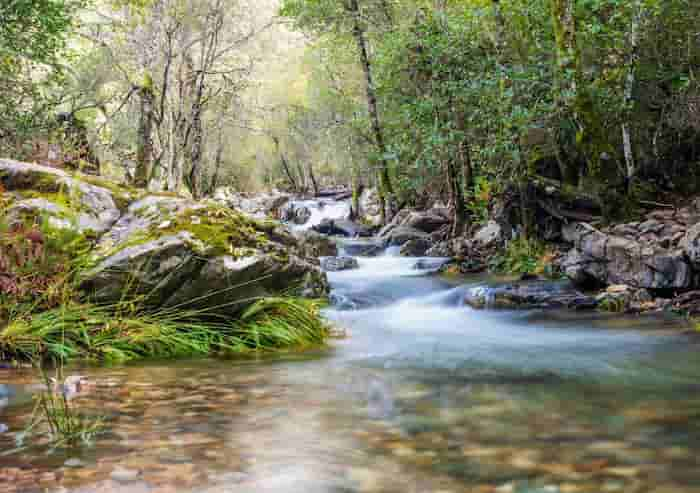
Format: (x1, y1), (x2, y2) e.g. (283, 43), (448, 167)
(320, 256), (359, 272)
(84, 197), (329, 316)
(86, 232), (205, 305)
(312, 218), (371, 237)
(293, 230), (338, 257)
(403, 210), (448, 234)
(464, 281), (597, 310)
(473, 220), (503, 247)
(562, 222), (693, 289)
(381, 226), (430, 247)
(280, 202), (313, 225)
(98, 196), (193, 247)
(212, 187), (290, 219)
(399, 238), (432, 256)
(0, 159), (120, 235)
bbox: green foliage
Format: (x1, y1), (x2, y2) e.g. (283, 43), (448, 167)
(467, 177), (494, 225)
(489, 236), (555, 277)
(0, 215), (92, 324)
(0, 203), (328, 364)
(0, 0), (85, 155)
(283, 0), (700, 224)
(229, 297), (329, 350)
(0, 297), (329, 364)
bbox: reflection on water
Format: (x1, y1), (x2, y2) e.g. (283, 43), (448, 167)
(1, 249), (700, 492)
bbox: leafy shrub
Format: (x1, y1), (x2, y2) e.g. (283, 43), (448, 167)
(0, 215), (91, 324)
(467, 176), (494, 226)
(489, 236), (556, 277)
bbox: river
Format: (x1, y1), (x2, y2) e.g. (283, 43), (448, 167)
(1, 237), (700, 492)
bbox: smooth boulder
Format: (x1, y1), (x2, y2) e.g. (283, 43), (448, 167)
(312, 218), (372, 237)
(381, 226), (430, 247)
(84, 196), (329, 316)
(464, 281), (597, 310)
(321, 256), (359, 272)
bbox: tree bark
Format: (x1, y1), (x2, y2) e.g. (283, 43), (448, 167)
(273, 136), (298, 191)
(622, 0), (643, 192)
(347, 0), (396, 223)
(134, 78), (155, 189)
(307, 163), (319, 196)
(350, 162), (362, 220)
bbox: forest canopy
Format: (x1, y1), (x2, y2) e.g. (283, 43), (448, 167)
(1, 0), (699, 228)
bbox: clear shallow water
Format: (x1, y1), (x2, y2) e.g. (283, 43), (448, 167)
(2, 245), (700, 493)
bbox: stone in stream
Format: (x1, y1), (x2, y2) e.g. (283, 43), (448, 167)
(321, 256), (359, 272)
(412, 258), (452, 271)
(312, 218), (372, 237)
(464, 280), (597, 310)
(473, 220), (504, 247)
(293, 230), (338, 257)
(380, 225), (430, 247)
(280, 202), (313, 225)
(110, 467), (142, 482)
(403, 210), (449, 233)
(399, 238), (432, 256)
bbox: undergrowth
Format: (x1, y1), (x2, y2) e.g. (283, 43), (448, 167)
(489, 236), (557, 277)
(0, 208), (329, 364)
(0, 297), (328, 363)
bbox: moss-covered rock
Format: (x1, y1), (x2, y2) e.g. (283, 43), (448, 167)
(1, 159), (328, 320)
(0, 159), (120, 235)
(84, 195), (329, 317)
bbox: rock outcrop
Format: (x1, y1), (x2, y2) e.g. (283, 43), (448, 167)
(1, 160), (329, 319)
(212, 187), (290, 219)
(561, 218), (694, 290)
(0, 158), (122, 235)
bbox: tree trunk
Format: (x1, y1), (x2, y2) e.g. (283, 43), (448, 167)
(296, 160), (307, 193)
(208, 122), (224, 196)
(188, 99), (203, 198)
(622, 0), (643, 192)
(273, 136), (298, 191)
(307, 163), (319, 196)
(350, 163), (362, 220)
(447, 158), (464, 237)
(348, 0), (396, 223)
(134, 79), (155, 189)
(454, 139), (474, 236)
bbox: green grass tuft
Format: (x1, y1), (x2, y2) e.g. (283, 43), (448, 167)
(0, 297), (329, 364)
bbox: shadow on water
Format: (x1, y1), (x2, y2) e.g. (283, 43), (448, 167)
(1, 242), (700, 492)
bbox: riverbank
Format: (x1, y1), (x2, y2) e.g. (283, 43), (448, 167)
(0, 159), (331, 364)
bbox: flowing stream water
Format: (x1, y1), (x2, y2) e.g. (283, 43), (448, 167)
(2, 212), (700, 492)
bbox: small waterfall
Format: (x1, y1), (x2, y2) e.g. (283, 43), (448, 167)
(285, 199), (351, 231)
